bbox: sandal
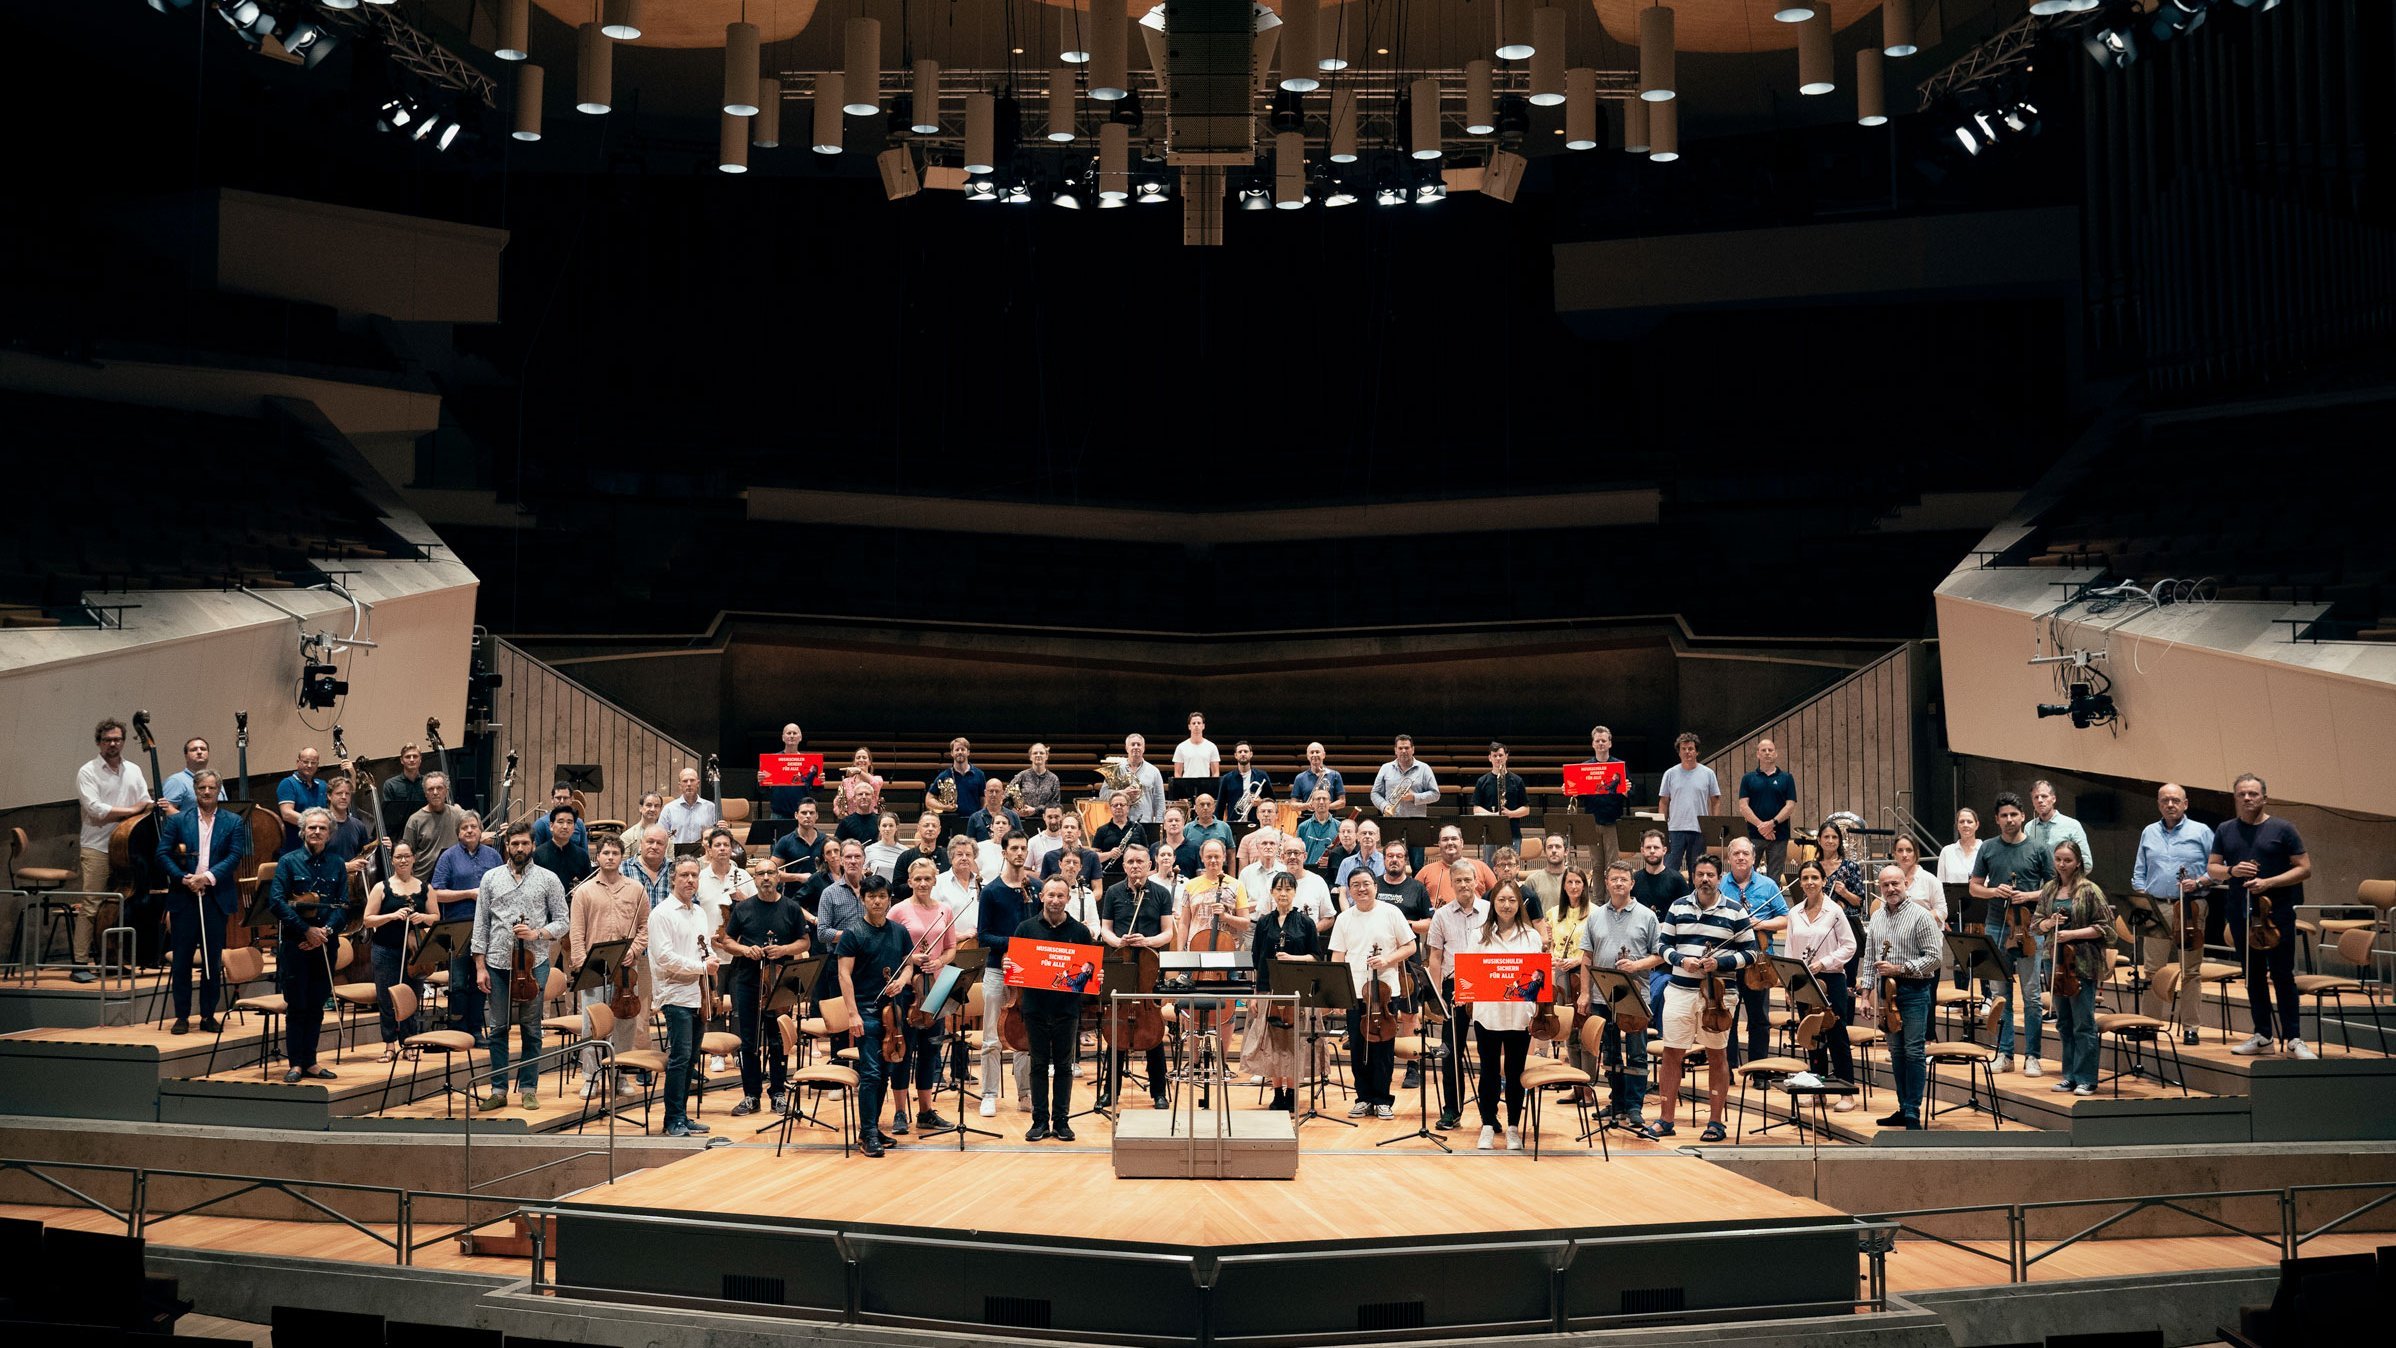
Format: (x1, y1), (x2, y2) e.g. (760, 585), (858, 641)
(1700, 1121), (1727, 1143)
(377, 1049), (400, 1064)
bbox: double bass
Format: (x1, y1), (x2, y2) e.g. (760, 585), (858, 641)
(1098, 887), (1166, 1055)
(110, 710), (170, 965)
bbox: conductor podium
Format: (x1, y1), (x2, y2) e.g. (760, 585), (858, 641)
(1110, 949), (1299, 1179)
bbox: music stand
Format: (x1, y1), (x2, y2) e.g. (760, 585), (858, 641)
(1614, 819), (1656, 858)
(1579, 968), (1648, 1143)
(921, 946), (999, 1148)
(1541, 813), (1599, 854)
(1268, 958), (1357, 1130)
(1455, 817), (1512, 850)
(1944, 883), (1982, 929)
(743, 955), (825, 1137)
(556, 765), (604, 795)
(1943, 931), (2011, 1041)
(1699, 814), (1749, 852)
(1382, 816), (1443, 851)
(1082, 948), (1158, 1123)
(672, 841), (704, 860)
(405, 918), (474, 982)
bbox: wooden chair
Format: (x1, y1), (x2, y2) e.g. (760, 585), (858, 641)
(1843, 1024), (1885, 1106)
(1520, 1058), (1599, 1160)
(778, 1014), (859, 1156)
(695, 1030), (745, 1113)
(381, 986), (478, 1118)
(1732, 1056), (1811, 1138)
(800, 994), (853, 1070)
(207, 945), (286, 1079)
(2094, 1012), (2189, 1097)
(1924, 1040), (2005, 1128)
(2195, 961), (2246, 1043)
(2294, 930), (2380, 1056)
(594, 1047), (671, 1133)
(540, 1001), (615, 1101)
(9, 827), (75, 974)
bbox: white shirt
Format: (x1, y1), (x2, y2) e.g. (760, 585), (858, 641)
(1026, 831), (1065, 873)
(659, 796), (720, 845)
(647, 898), (714, 1009)
(693, 862), (755, 938)
(975, 840), (1007, 879)
(1784, 901), (1858, 974)
(1936, 839), (1980, 884)
(1901, 865), (1946, 926)
(78, 754), (152, 852)
(931, 870), (983, 920)
(1172, 738), (1219, 778)
(863, 840), (904, 881)
(1329, 901), (1412, 997)
(1468, 924), (1545, 1032)
(1239, 863), (1332, 927)
(1124, 760), (1166, 823)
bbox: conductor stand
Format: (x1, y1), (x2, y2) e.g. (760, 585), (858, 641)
(1376, 970), (1451, 1154)
(918, 948), (999, 1148)
(1269, 959), (1357, 1130)
(1158, 949), (1251, 1118)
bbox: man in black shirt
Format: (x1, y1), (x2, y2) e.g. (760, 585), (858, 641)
(1092, 791), (1147, 887)
(722, 882), (813, 1117)
(1373, 840), (1436, 1092)
(772, 800), (828, 891)
(1470, 741), (1531, 850)
(2209, 773), (2315, 1059)
(1098, 846), (1173, 1111)
(835, 876), (912, 1158)
(532, 806), (591, 893)
(967, 779), (1019, 842)
(1629, 829), (1693, 916)
(892, 815), (948, 885)
(833, 799), (880, 847)
(1012, 876), (1096, 1142)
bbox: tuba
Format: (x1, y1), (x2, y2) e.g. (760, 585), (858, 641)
(936, 777), (958, 812)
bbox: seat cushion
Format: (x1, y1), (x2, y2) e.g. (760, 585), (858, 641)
(699, 1032), (743, 1055)
(2315, 918), (2373, 934)
(2096, 1013), (2170, 1034)
(234, 995), (289, 1013)
(793, 1065), (860, 1088)
(540, 1015), (587, 1033)
(1926, 1040), (1996, 1061)
(1521, 1061), (1591, 1089)
(613, 1049), (668, 1073)
(405, 1030), (478, 1052)
(1843, 1026), (1886, 1046)
(1734, 1056), (1810, 1080)
(2197, 961), (2242, 982)
(333, 982), (381, 1006)
(2293, 975), (2361, 994)
(17, 867), (73, 886)
(1391, 1035), (1425, 1059)
(424, 970), (450, 987)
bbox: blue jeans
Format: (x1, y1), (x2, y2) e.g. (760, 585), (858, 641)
(2054, 981), (2100, 1087)
(1665, 830), (1706, 878)
(1891, 979), (1935, 1120)
(660, 1004), (697, 1128)
(448, 947), (486, 1047)
(854, 1007), (890, 1136)
(1989, 931), (2044, 1060)
(484, 959), (548, 1095)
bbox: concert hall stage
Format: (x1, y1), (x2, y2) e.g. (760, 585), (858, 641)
(537, 1142), (1870, 1345)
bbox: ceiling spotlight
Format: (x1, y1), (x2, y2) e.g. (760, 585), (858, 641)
(1956, 123), (1983, 156)
(1053, 182), (1083, 209)
(275, 22), (340, 70)
(1237, 186), (1272, 211)
(436, 118), (463, 152)
(1772, 2), (1818, 20)
(1134, 178), (1169, 204)
(965, 178), (999, 202)
(2083, 1), (2143, 67)
(1323, 183), (1356, 207)
(2029, 0), (2073, 15)
(379, 97), (413, 129)
(1376, 183), (1407, 207)
(600, 0), (643, 41)
(2003, 100), (2041, 133)
(411, 113), (441, 143)
(1004, 179), (1035, 204)
(1415, 179), (1446, 206)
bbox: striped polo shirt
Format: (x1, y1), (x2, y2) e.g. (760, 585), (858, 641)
(1658, 891), (1757, 990)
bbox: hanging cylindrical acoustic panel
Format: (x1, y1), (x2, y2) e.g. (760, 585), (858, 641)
(1622, 93), (1650, 153)
(1797, 12), (1834, 95)
(1048, 66), (1075, 141)
(1649, 95), (1678, 161)
(575, 23), (610, 114)
(842, 18), (880, 115)
(511, 63), (542, 140)
(1528, 8), (1565, 106)
(1061, 6), (1089, 63)
(754, 77), (781, 146)
(601, 0), (642, 41)
(496, 0), (529, 60)
(1330, 86), (1358, 162)
(1275, 129), (1305, 208)
(1496, 0), (1534, 60)
(1773, 1), (1817, 22)
(1564, 68), (1597, 149)
(1279, 0), (1318, 91)
(1100, 121), (1130, 199)
(724, 21), (760, 116)
(812, 72), (844, 153)
(1639, 5), (1675, 102)
(719, 112), (748, 173)
(1856, 48), (1887, 125)
(964, 91), (996, 174)
(1409, 77), (1441, 159)
(1884, 0), (1918, 58)
(1091, 0), (1129, 100)
(912, 59), (941, 133)
(1464, 60), (1494, 134)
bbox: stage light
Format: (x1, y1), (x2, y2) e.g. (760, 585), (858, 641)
(2084, 16), (2139, 70)
(1773, 2), (1817, 20)
(1797, 12), (1834, 95)
(1269, 89), (1304, 136)
(1648, 96), (1678, 161)
(1238, 184), (1272, 211)
(436, 117), (463, 151)
(812, 72), (844, 153)
(719, 112), (748, 174)
(1134, 176), (1169, 204)
(1408, 78), (1442, 160)
(299, 661), (347, 712)
(411, 111), (440, 142)
(1376, 182), (1407, 206)
(1280, 0), (1319, 92)
(379, 96), (413, 130)
(1330, 87), (1358, 162)
(1052, 181), (1083, 209)
(912, 60), (941, 133)
(2153, 0), (2214, 39)
(1496, 0), (1533, 60)
(1415, 178), (1446, 206)
(844, 18), (881, 116)
(1640, 6), (1675, 102)
(2003, 100), (2040, 133)
(1048, 67), (1077, 142)
(965, 177), (999, 202)
(601, 0), (642, 41)
(512, 64), (543, 141)
(1097, 194), (1126, 210)
(1884, 0), (1918, 58)
(2030, 0), (2074, 15)
(964, 92), (995, 175)
(1528, 8), (1566, 107)
(1565, 68), (1599, 149)
(753, 77), (781, 147)
(275, 21), (340, 70)
(496, 0), (528, 59)
(150, 1), (200, 12)
(576, 22), (611, 114)
(1856, 49), (1887, 126)
(1091, 0), (1129, 100)
(725, 20), (760, 117)
(1005, 178), (1035, 205)
(2035, 681), (2116, 729)
(1464, 60), (1495, 135)
(1323, 179), (1357, 207)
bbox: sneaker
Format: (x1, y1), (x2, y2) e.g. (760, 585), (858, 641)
(1505, 1127), (1523, 1151)
(1025, 1123), (1052, 1142)
(582, 1078), (602, 1100)
(2073, 1084), (2096, 1097)
(664, 1122), (694, 1138)
(915, 1111), (952, 1131)
(478, 1093), (507, 1112)
(2182, 1028), (2201, 1046)
(2052, 1080), (2078, 1093)
(2286, 1040), (2319, 1061)
(169, 1019), (189, 1036)
(1401, 1063), (1422, 1090)
(709, 1055), (726, 1073)
(1476, 1125), (1497, 1150)
(1993, 1055), (2013, 1074)
(70, 968), (97, 984)
(1833, 1098), (1859, 1113)
(2231, 1034), (2275, 1057)
(2023, 1058), (2044, 1078)
(730, 1098), (760, 1117)
(980, 1096), (999, 1118)
(859, 1134), (884, 1157)
(768, 1091), (787, 1114)
(1435, 1111), (1460, 1132)
(887, 1112), (910, 1135)
(1347, 1100), (1372, 1118)
(1373, 1105), (1395, 1120)
(2041, 1010), (2056, 1023)
(682, 1119), (710, 1134)
(1053, 1125), (1077, 1142)
(1152, 1094), (1170, 1111)
(1976, 998), (1995, 1018)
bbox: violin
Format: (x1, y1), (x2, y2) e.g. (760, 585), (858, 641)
(1877, 935), (1902, 1037)
(2047, 889), (2082, 999)
(1362, 942), (1400, 1042)
(878, 964), (907, 1061)
(2247, 891), (2281, 951)
(1699, 968), (1734, 1035)
(510, 928), (539, 1002)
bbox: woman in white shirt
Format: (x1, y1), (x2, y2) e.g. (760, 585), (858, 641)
(1784, 860), (1861, 1110)
(863, 812), (905, 882)
(1936, 808), (1982, 885)
(1468, 882), (1546, 1151)
(1055, 849), (1102, 930)
(1891, 835), (1946, 928)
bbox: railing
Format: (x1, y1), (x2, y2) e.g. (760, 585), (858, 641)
(490, 638), (699, 826)
(0, 1156), (609, 1267)
(1862, 1180), (2396, 1284)
(1701, 642), (1918, 845)
(446, 1037), (621, 1193)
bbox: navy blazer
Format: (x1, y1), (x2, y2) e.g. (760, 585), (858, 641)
(157, 807), (251, 916)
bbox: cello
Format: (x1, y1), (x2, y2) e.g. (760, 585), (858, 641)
(1099, 886), (1166, 1056)
(1362, 943), (1401, 1042)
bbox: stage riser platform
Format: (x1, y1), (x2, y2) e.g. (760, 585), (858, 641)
(0, 1023), (338, 1122)
(0, 972), (278, 1032)
(160, 1051), (484, 1130)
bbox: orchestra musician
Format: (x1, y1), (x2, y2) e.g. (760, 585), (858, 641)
(1295, 788), (1340, 869)
(1091, 790), (1146, 887)
(1785, 859), (1859, 1109)
(924, 738), (987, 840)
(1718, 839), (1787, 1070)
(1289, 743), (1344, 813)
(532, 804), (590, 894)
(893, 813), (948, 884)
(1576, 725), (1633, 872)
(1119, 733), (1167, 826)
(471, 821), (570, 1112)
(1465, 882), (1544, 1150)
(2039, 839), (2114, 1095)
(721, 843), (812, 1119)
(155, 770), (247, 1033)
(1652, 855), (1753, 1143)
(1099, 844), (1174, 1112)
(1008, 742), (1065, 820)
(1968, 794), (2054, 1078)
(1578, 860), (1665, 1138)
(1246, 871), (1321, 1113)
(1172, 713), (1221, 784)
(758, 722), (820, 820)
(400, 771), (471, 864)
(2210, 773), (2313, 1060)
(1544, 864), (1593, 1089)
(863, 811), (906, 882)
(647, 857), (719, 1138)
(361, 841), (433, 1058)
(1371, 734), (1438, 819)
(836, 874), (911, 1157)
(1857, 865), (1941, 1130)
(1184, 794), (1233, 864)
(2131, 783), (2214, 1046)
(1175, 838), (1250, 948)
(659, 768), (720, 846)
(974, 833), (1039, 1117)
(1424, 862), (1488, 1134)
(1012, 876), (1098, 1142)
(565, 836), (647, 1095)
(1216, 741), (1273, 826)
(1328, 868), (1415, 1121)
(267, 807), (347, 1083)
(884, 857), (960, 1135)
(1470, 741), (1531, 855)
(429, 814), (502, 1045)
(75, 717), (154, 981)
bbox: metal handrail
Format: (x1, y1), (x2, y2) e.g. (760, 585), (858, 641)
(454, 1036), (618, 1191)
(2289, 1179), (2396, 1248)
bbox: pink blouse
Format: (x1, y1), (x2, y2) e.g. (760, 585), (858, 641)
(1784, 902), (1857, 974)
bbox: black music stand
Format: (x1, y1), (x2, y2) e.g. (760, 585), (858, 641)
(1615, 818), (1660, 858)
(743, 955), (826, 1136)
(1698, 814), (1748, 855)
(1579, 968), (1648, 1145)
(1082, 948), (1156, 1123)
(1157, 948), (1251, 1114)
(1269, 958), (1357, 1130)
(555, 764), (604, 795)
(2112, 892), (2172, 1019)
(1455, 816), (1513, 850)
(1943, 932), (2010, 1041)
(1541, 813), (1600, 857)
(1376, 970), (1452, 1154)
(921, 946), (999, 1148)
(405, 918), (474, 982)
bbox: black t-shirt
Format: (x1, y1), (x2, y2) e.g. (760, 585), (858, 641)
(1738, 769), (1797, 841)
(1312, 845), (1356, 887)
(1093, 821), (1147, 883)
(834, 812), (879, 845)
(1376, 875), (1433, 927)
(2211, 816), (2307, 911)
(839, 917), (914, 1012)
(1173, 838), (1204, 877)
(1631, 866), (1691, 917)
(772, 829), (827, 885)
(1472, 772), (1528, 839)
(893, 845), (949, 879)
(722, 895), (813, 987)
(1100, 880), (1171, 941)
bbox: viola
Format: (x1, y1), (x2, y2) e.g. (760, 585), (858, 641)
(879, 964), (908, 1061)
(2248, 891), (2281, 951)
(1362, 943), (1400, 1042)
